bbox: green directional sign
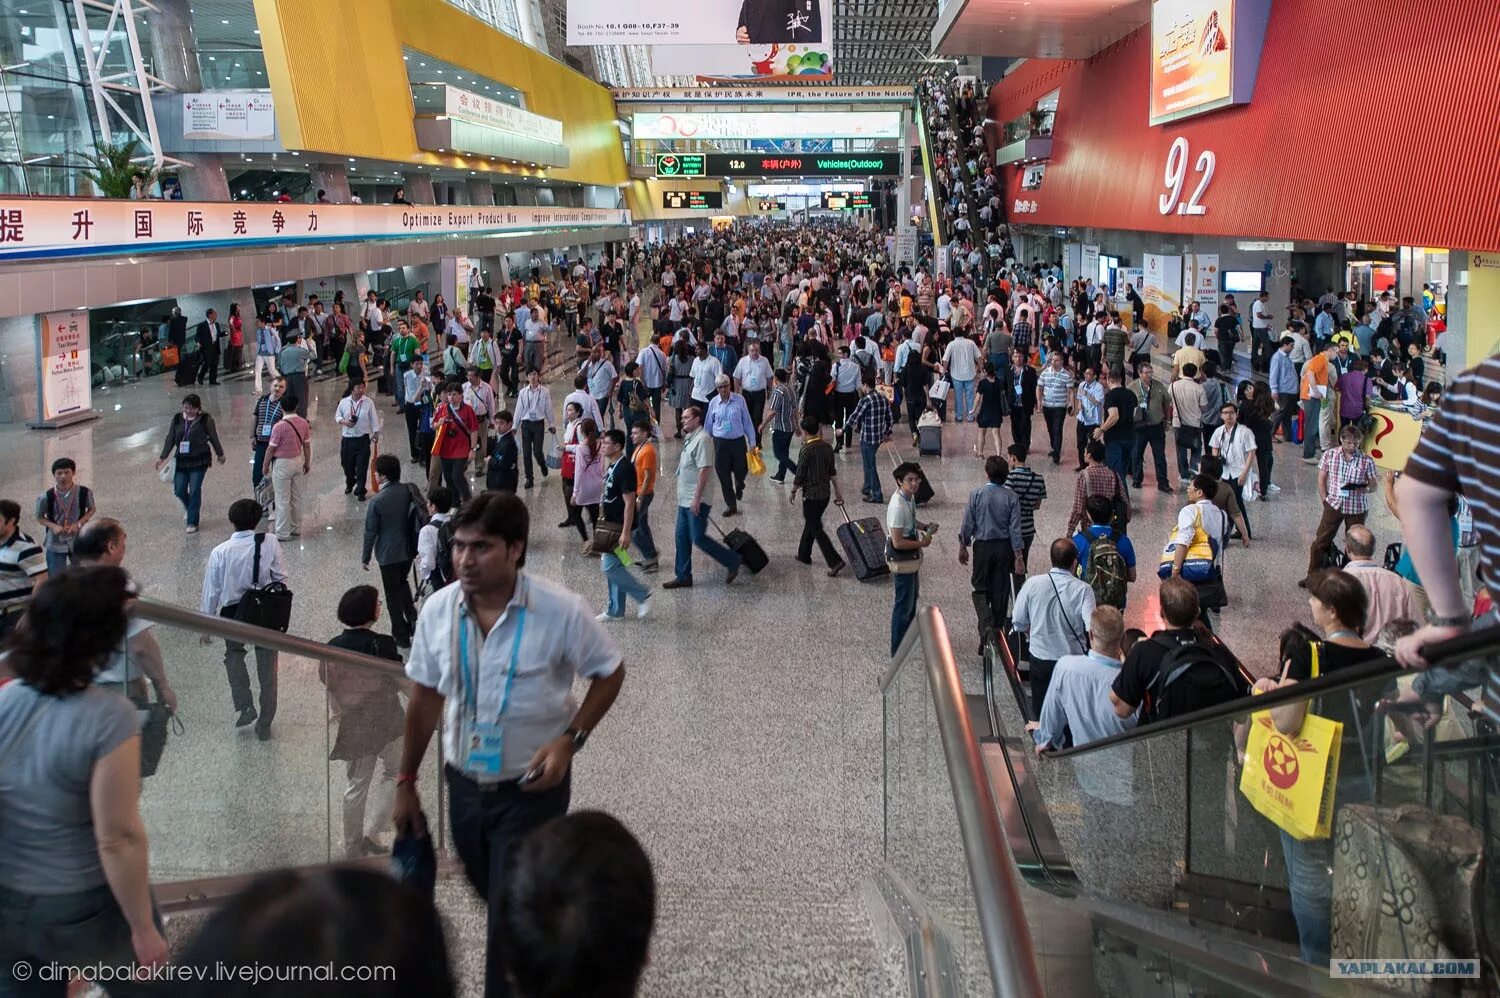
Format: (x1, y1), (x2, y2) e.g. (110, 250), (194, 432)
(654, 153), (706, 177)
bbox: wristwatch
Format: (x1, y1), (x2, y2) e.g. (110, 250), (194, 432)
(565, 726), (591, 752)
(1423, 608), (1470, 629)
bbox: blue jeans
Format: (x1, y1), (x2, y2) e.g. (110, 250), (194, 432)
(252, 440), (269, 487)
(1301, 398), (1322, 458)
(602, 550), (651, 616)
(173, 465), (208, 528)
(1103, 440), (1132, 500)
(891, 570), (920, 656)
(43, 549), (73, 577)
(951, 378), (974, 421)
(632, 492), (659, 560)
(0, 883), (164, 997)
(861, 440), (883, 499)
(672, 503), (741, 582)
(1280, 773), (1368, 966)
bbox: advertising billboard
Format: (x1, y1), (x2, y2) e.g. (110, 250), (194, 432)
(663, 190), (724, 209)
(1142, 253), (1184, 335)
(443, 86), (563, 144)
(705, 153), (900, 177)
(648, 0), (831, 85)
(1149, 0), (1268, 125)
(568, 0), (822, 47)
(631, 111), (901, 141)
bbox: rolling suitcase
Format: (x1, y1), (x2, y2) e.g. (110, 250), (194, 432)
(914, 468), (935, 506)
(714, 518), (768, 574)
(917, 410), (943, 456)
(835, 503), (889, 582)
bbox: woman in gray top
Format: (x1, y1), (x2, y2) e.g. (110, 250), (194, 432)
(0, 567), (167, 991)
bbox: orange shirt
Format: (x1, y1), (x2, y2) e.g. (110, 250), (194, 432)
(633, 440), (658, 496)
(1300, 353), (1330, 401)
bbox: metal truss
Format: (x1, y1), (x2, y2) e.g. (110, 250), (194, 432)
(71, 0), (190, 173)
(835, 0), (940, 85)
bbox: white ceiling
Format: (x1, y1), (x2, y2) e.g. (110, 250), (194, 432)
(932, 0), (1149, 60)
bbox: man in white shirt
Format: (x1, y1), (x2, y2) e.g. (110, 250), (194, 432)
(335, 380), (382, 501)
(1209, 403), (1257, 533)
(942, 332), (982, 423)
(464, 366), (498, 477)
(362, 291), (384, 337)
(732, 340), (774, 428)
(637, 337), (669, 423)
(689, 342), (723, 406)
(1250, 290), (1274, 371)
(402, 357), (434, 464)
(513, 368), (555, 489)
(201, 498), (287, 739)
(522, 310), (549, 373)
(393, 491), (625, 998)
(1342, 525), (1414, 643)
(563, 374), (604, 429)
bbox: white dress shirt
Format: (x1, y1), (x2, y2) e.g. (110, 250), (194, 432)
(689, 356), (723, 402)
(404, 572), (621, 782)
(1012, 569), (1096, 662)
(463, 381), (496, 419)
(563, 389), (603, 428)
(514, 384), (554, 425)
(335, 394), (382, 438)
(733, 355), (773, 392)
(415, 512), (450, 582)
(201, 531), (287, 614)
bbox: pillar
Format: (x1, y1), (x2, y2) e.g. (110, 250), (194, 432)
(147, 0), (229, 200)
(466, 178), (495, 205)
(308, 163), (353, 203)
(404, 172), (436, 205)
(897, 109), (912, 234)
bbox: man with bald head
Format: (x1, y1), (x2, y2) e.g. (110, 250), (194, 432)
(1342, 525), (1415, 643)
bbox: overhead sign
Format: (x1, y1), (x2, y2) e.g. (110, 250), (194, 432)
(182, 91), (275, 140)
(443, 85), (564, 145)
(663, 190), (723, 209)
(0, 199), (631, 262)
(568, 0), (823, 46)
(894, 226), (917, 266)
(757, 198), (786, 210)
(1149, 0), (1268, 125)
(654, 153), (707, 177)
(820, 191), (873, 210)
(35, 309), (93, 427)
(632, 111), (901, 141)
(707, 153), (900, 177)
(612, 86), (912, 103)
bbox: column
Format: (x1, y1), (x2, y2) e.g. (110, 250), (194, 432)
(308, 163), (353, 203)
(465, 178), (495, 205)
(897, 109), (912, 232)
(404, 172), (437, 205)
(147, 0), (230, 200)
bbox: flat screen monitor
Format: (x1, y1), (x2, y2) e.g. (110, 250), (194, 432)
(1222, 270), (1265, 293)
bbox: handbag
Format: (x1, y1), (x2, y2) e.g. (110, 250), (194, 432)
(136, 694), (183, 779)
(885, 539), (922, 575)
(545, 429), (563, 470)
(1238, 645), (1344, 840)
(157, 454), (176, 483)
(584, 521), (624, 556)
(160, 345), (180, 367)
(234, 533), (294, 633)
(928, 378), (951, 402)
(747, 447), (766, 477)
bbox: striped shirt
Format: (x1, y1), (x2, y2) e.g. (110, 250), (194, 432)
(1039, 367), (1074, 409)
(767, 384), (797, 434)
(0, 530), (46, 617)
(1003, 465), (1048, 543)
(1076, 379), (1105, 426)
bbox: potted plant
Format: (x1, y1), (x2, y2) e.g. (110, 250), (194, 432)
(82, 137), (152, 198)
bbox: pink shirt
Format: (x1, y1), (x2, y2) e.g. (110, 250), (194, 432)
(1344, 561), (1415, 644)
(268, 415), (310, 459)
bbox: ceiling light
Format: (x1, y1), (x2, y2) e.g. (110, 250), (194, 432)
(291, 151), (300, 156)
(221, 18), (229, 23)
(349, 157), (356, 162)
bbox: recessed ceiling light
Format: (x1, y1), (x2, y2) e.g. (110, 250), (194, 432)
(348, 157), (356, 162)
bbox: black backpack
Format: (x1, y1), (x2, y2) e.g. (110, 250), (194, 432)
(430, 519), (457, 589)
(403, 483), (430, 557)
(45, 485), (92, 523)
(1142, 635), (1239, 724)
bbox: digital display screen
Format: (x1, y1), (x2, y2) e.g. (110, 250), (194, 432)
(662, 190), (722, 209)
(1222, 269), (1265, 293)
(819, 191), (873, 210)
(757, 199), (786, 211)
(706, 153), (900, 177)
(654, 153), (706, 177)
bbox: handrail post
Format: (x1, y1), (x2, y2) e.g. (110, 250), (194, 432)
(915, 607), (1045, 998)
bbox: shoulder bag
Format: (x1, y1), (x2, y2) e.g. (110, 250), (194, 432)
(884, 496), (924, 574)
(235, 534), (294, 632)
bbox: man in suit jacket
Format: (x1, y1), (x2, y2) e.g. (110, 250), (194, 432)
(167, 307), (188, 348)
(195, 308), (223, 385)
(999, 348), (1039, 454)
(360, 454), (419, 647)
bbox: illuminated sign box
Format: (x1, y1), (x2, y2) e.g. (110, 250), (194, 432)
(655, 153), (706, 177)
(706, 153), (899, 177)
(662, 190), (723, 209)
(632, 111), (902, 141)
(1149, 0), (1271, 126)
(820, 191), (874, 210)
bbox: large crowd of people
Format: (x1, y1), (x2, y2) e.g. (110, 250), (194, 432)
(0, 210), (1490, 994)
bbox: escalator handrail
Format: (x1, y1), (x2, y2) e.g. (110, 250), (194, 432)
(888, 606), (1045, 998)
(132, 596), (407, 678)
(1042, 625), (1500, 760)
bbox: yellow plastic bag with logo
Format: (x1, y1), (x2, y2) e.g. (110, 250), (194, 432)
(747, 447), (766, 477)
(1239, 649), (1344, 841)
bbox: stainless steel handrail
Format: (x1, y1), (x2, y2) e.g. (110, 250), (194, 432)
(888, 606), (1045, 998)
(132, 597), (407, 677)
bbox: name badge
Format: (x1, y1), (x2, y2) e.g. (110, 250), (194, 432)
(178, 441), (191, 454)
(466, 722), (505, 777)
(259, 423), (274, 439)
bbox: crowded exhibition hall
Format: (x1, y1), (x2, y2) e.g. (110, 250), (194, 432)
(0, 0), (1495, 995)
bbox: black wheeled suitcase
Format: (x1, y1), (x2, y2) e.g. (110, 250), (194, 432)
(835, 504), (889, 582)
(914, 468), (935, 506)
(716, 519), (769, 574)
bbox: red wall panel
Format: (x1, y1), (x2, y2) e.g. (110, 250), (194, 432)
(988, 0), (1500, 252)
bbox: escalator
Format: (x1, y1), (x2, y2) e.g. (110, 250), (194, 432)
(881, 607), (1500, 996)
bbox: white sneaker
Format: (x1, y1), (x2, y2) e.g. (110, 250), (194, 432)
(185, 525), (198, 534)
(636, 597), (651, 620)
(1267, 483), (1282, 493)
(595, 610), (620, 622)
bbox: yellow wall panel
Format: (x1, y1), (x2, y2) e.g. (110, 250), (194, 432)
(254, 0), (627, 188)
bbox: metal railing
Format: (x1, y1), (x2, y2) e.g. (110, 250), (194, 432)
(881, 607), (1044, 998)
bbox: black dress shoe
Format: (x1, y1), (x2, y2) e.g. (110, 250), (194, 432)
(254, 722), (272, 741)
(662, 578), (693, 589)
(235, 707), (258, 728)
(723, 508), (738, 518)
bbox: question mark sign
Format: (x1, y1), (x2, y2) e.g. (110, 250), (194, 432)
(1368, 412), (1395, 460)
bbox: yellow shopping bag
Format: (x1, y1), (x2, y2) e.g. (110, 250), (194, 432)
(1240, 707), (1343, 840)
(747, 447), (766, 477)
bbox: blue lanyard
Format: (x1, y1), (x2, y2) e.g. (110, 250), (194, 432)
(459, 601), (527, 722)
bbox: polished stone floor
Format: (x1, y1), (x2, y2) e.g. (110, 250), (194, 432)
(0, 356), (1395, 994)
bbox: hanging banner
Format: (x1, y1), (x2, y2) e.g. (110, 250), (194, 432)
(1191, 252), (1220, 307)
(569, 0), (823, 46)
(632, 111), (900, 141)
(1080, 244), (1100, 287)
(612, 85), (908, 102)
(648, 0), (832, 83)
(1142, 253), (1184, 335)
(32, 309), (95, 428)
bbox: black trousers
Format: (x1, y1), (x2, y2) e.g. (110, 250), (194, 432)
(197, 344), (220, 384)
(340, 435), (372, 497)
(713, 435), (748, 511)
(744, 388), (767, 430)
(1009, 408), (1033, 454)
(378, 560), (417, 645)
(970, 538), (1016, 645)
(1076, 422), (1095, 467)
(446, 766), (571, 998)
(798, 497), (841, 567)
(832, 390), (858, 444)
(1030, 657), (1057, 718)
(1042, 406), (1067, 461)
(499, 353), (519, 396)
(1272, 394), (1300, 441)
(404, 407), (422, 463)
(520, 419), (548, 485)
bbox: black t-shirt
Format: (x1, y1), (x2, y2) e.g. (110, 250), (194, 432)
(1102, 386), (1138, 444)
(975, 378), (1004, 426)
(600, 456), (636, 523)
(1215, 314), (1239, 341)
(1113, 628), (1249, 722)
(1286, 640), (1384, 748)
